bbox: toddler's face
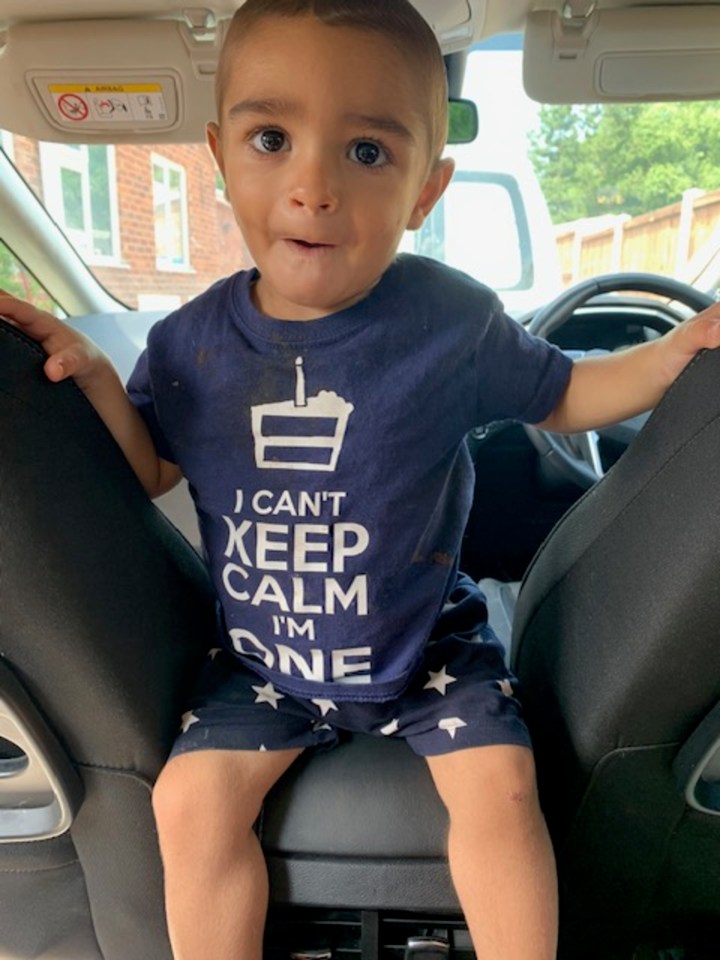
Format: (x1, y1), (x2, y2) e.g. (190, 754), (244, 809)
(208, 15), (452, 320)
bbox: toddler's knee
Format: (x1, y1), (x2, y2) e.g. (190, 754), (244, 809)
(152, 754), (264, 846)
(493, 747), (540, 808)
(484, 757), (547, 839)
(432, 745), (543, 832)
(152, 761), (197, 839)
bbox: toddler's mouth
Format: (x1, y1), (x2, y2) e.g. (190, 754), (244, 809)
(288, 238), (334, 250)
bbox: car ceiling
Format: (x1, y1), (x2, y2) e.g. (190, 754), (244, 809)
(0, 1), (712, 34)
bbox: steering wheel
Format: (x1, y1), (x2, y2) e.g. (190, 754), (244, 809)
(524, 272), (716, 489)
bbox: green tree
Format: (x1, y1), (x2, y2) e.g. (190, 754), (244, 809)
(529, 101), (720, 224)
(0, 240), (57, 311)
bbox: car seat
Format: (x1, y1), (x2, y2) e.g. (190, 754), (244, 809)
(0, 318), (215, 959)
(513, 345), (720, 959)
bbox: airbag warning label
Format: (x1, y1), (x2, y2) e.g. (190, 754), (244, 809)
(49, 84), (168, 123)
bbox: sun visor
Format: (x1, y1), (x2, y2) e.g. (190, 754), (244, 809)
(0, 17), (225, 143)
(524, 5), (720, 104)
(0, 2), (487, 144)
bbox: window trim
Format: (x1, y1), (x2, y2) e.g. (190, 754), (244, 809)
(151, 152), (191, 272)
(0, 129), (14, 161)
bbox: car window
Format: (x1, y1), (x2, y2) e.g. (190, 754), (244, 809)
(0, 238), (63, 314)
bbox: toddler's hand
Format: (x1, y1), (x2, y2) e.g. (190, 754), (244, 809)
(0, 289), (109, 390)
(662, 301), (720, 383)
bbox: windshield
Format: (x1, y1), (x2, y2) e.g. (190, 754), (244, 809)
(2, 36), (720, 316)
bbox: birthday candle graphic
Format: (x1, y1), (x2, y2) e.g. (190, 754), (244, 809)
(250, 357), (354, 472)
(295, 356), (307, 407)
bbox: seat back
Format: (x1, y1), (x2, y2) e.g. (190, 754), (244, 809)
(513, 346), (720, 957)
(0, 320), (216, 959)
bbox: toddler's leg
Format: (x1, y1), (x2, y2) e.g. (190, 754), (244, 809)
(152, 747), (302, 960)
(426, 744), (557, 960)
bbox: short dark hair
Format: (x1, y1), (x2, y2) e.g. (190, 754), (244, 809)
(215, 0), (449, 159)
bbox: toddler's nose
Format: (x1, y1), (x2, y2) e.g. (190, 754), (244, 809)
(287, 152), (340, 213)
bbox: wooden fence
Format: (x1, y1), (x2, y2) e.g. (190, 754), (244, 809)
(556, 187), (720, 289)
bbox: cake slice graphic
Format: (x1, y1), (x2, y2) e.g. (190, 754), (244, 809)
(251, 357), (354, 471)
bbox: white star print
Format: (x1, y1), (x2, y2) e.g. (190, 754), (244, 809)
(311, 698), (339, 717)
(313, 722), (333, 732)
(438, 716), (467, 739)
(251, 682), (285, 710)
(207, 647), (222, 660)
(423, 665), (457, 696)
(180, 711), (199, 734)
(380, 718), (400, 736)
(498, 678), (514, 697)
(259, 744), (267, 752)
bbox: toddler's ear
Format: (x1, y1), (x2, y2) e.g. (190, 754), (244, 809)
(206, 121), (225, 177)
(407, 158), (455, 231)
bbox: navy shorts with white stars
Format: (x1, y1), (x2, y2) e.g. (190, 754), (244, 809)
(170, 576), (531, 759)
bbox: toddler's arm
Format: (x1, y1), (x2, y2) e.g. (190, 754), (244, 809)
(0, 291), (181, 499)
(537, 302), (720, 433)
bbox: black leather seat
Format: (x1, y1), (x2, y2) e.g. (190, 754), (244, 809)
(513, 345), (720, 959)
(0, 319), (215, 959)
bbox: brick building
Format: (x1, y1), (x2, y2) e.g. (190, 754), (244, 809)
(6, 131), (250, 309)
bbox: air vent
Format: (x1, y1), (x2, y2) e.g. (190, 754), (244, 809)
(264, 909), (475, 959)
(265, 909), (360, 959)
(380, 915), (474, 959)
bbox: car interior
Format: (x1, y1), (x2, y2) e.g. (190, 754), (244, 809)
(3, 1), (720, 958)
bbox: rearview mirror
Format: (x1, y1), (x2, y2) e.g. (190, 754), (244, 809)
(448, 98), (478, 144)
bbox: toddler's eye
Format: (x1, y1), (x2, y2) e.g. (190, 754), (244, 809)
(350, 140), (388, 167)
(251, 129), (288, 153)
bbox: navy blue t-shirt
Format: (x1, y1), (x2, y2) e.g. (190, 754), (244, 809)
(127, 255), (572, 702)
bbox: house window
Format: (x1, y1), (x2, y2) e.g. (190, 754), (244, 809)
(152, 154), (190, 270)
(39, 142), (120, 263)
